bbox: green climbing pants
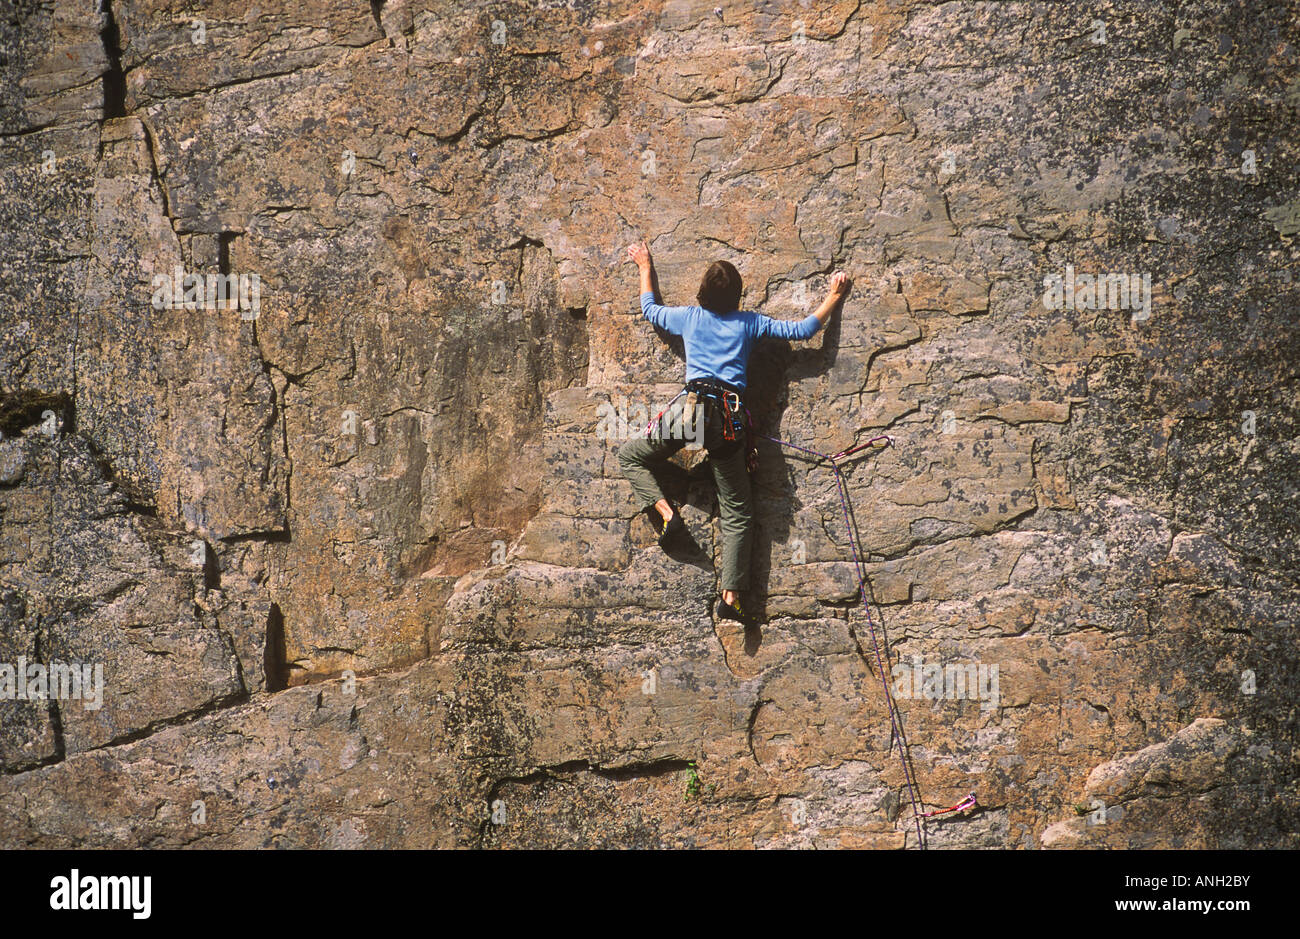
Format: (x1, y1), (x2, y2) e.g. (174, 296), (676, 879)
(617, 392), (753, 593)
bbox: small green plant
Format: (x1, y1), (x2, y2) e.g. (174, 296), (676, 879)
(685, 761), (701, 801)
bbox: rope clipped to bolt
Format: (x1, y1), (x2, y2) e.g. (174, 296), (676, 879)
(752, 427), (930, 848)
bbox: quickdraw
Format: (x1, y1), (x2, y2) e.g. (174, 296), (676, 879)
(915, 791), (977, 820)
(720, 391), (743, 441)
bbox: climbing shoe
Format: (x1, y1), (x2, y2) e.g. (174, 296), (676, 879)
(655, 512), (686, 548)
(649, 507), (686, 549)
(716, 596), (759, 629)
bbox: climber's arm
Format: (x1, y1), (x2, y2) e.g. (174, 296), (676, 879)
(627, 240), (663, 305)
(811, 272), (852, 329)
(756, 272), (853, 340)
(628, 241), (689, 334)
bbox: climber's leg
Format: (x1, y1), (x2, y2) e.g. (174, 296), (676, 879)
(618, 398), (690, 531)
(710, 441), (753, 594)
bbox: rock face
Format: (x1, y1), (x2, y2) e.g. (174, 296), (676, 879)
(0, 0), (1297, 848)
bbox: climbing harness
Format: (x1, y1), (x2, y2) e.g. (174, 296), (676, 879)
(684, 378), (747, 450)
(646, 378), (753, 463)
(754, 429), (932, 849)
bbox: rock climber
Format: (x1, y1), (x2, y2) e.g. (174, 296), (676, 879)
(618, 240), (851, 628)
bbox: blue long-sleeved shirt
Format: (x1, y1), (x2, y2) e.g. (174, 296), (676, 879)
(640, 292), (822, 391)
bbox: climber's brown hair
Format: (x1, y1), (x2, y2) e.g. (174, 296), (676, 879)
(696, 260), (742, 314)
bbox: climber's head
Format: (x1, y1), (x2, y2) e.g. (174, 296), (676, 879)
(697, 260), (742, 314)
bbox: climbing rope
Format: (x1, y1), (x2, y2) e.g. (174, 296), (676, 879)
(753, 428), (930, 848)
